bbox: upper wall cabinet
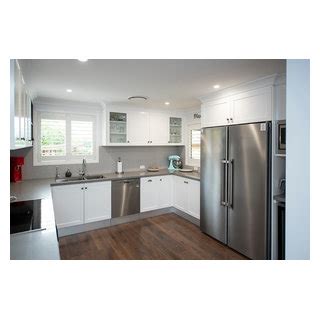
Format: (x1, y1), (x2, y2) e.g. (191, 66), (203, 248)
(106, 109), (183, 146)
(202, 98), (231, 127)
(200, 75), (283, 128)
(10, 60), (33, 150)
(230, 86), (272, 124)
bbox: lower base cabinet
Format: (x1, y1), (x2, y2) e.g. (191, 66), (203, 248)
(52, 181), (111, 228)
(140, 175), (173, 212)
(173, 176), (200, 219)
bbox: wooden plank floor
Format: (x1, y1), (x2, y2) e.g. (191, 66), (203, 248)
(59, 213), (247, 260)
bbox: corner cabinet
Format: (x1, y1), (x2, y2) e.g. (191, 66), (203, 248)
(106, 109), (184, 146)
(173, 176), (200, 219)
(51, 181), (111, 228)
(140, 175), (173, 212)
(10, 60), (33, 150)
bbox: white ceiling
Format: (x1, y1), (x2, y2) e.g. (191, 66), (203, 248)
(19, 59), (286, 109)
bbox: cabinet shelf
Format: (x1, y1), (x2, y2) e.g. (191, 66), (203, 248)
(110, 132), (127, 135)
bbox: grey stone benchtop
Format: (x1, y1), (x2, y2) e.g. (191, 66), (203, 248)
(50, 168), (200, 187)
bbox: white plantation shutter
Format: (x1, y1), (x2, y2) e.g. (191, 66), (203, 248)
(190, 129), (201, 160)
(71, 119), (94, 156)
(35, 110), (98, 165)
(41, 118), (66, 157)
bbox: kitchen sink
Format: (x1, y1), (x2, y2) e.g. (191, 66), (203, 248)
(55, 175), (105, 183)
(83, 175), (105, 180)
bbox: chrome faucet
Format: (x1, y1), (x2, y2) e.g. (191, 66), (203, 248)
(79, 158), (87, 176)
(55, 166), (60, 179)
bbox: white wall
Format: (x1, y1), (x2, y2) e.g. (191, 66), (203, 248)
(286, 60), (310, 259)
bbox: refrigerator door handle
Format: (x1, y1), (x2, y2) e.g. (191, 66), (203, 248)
(229, 159), (234, 209)
(221, 159), (228, 206)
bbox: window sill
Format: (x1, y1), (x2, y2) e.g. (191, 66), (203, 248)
(33, 159), (99, 166)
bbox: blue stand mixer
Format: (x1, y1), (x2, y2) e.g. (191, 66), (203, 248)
(168, 155), (182, 171)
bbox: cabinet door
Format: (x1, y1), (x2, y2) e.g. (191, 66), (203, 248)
(187, 179), (200, 219)
(149, 113), (169, 144)
(158, 175), (173, 208)
(231, 87), (272, 124)
(173, 176), (188, 212)
(84, 181), (111, 223)
(201, 98), (230, 128)
(127, 111), (149, 144)
(140, 177), (159, 212)
(169, 117), (183, 144)
(109, 112), (128, 144)
(51, 184), (84, 228)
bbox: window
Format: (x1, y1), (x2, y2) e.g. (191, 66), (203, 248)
(186, 123), (201, 167)
(34, 110), (98, 165)
(190, 129), (201, 160)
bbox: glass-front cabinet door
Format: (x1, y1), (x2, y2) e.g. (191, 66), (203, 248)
(109, 112), (127, 143)
(169, 117), (182, 144)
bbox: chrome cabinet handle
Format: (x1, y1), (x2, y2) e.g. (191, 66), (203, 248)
(184, 181), (188, 184)
(148, 179), (152, 182)
(228, 159), (234, 208)
(221, 159), (228, 206)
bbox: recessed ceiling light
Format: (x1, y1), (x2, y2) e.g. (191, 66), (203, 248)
(213, 84), (220, 89)
(78, 59), (88, 62)
(66, 89), (72, 93)
(165, 102), (170, 105)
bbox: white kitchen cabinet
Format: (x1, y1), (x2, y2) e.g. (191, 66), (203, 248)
(201, 84), (273, 128)
(231, 87), (272, 124)
(84, 181), (111, 223)
(140, 177), (159, 212)
(140, 175), (173, 212)
(173, 176), (189, 212)
(127, 111), (149, 144)
(10, 60), (33, 150)
(51, 183), (84, 228)
(149, 113), (169, 144)
(201, 98), (231, 128)
(158, 175), (173, 208)
(173, 176), (200, 219)
(106, 109), (184, 146)
(187, 179), (200, 219)
(51, 181), (112, 228)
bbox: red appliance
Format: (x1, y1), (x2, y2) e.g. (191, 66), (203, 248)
(10, 157), (24, 182)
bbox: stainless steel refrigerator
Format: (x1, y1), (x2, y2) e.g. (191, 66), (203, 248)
(200, 122), (271, 260)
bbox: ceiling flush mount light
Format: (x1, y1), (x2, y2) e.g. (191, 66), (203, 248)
(213, 84), (220, 89)
(78, 59), (88, 62)
(66, 89), (72, 93)
(165, 102), (170, 105)
(128, 96), (148, 102)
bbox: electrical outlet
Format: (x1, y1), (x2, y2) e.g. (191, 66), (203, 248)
(140, 165), (145, 170)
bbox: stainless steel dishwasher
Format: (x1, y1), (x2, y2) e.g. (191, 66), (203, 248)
(111, 179), (140, 218)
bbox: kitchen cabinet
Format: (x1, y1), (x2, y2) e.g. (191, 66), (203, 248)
(109, 112), (128, 144)
(140, 175), (173, 212)
(173, 176), (200, 219)
(52, 181), (111, 228)
(84, 182), (112, 223)
(106, 109), (183, 146)
(127, 111), (149, 144)
(202, 98), (231, 128)
(149, 113), (169, 144)
(51, 183), (84, 228)
(230, 87), (272, 124)
(10, 60), (33, 150)
(201, 86), (273, 128)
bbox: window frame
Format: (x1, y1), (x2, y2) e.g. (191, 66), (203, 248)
(33, 107), (100, 166)
(185, 122), (201, 167)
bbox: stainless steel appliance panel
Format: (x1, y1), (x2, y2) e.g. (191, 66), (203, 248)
(227, 122), (270, 259)
(200, 126), (228, 243)
(112, 179), (140, 218)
